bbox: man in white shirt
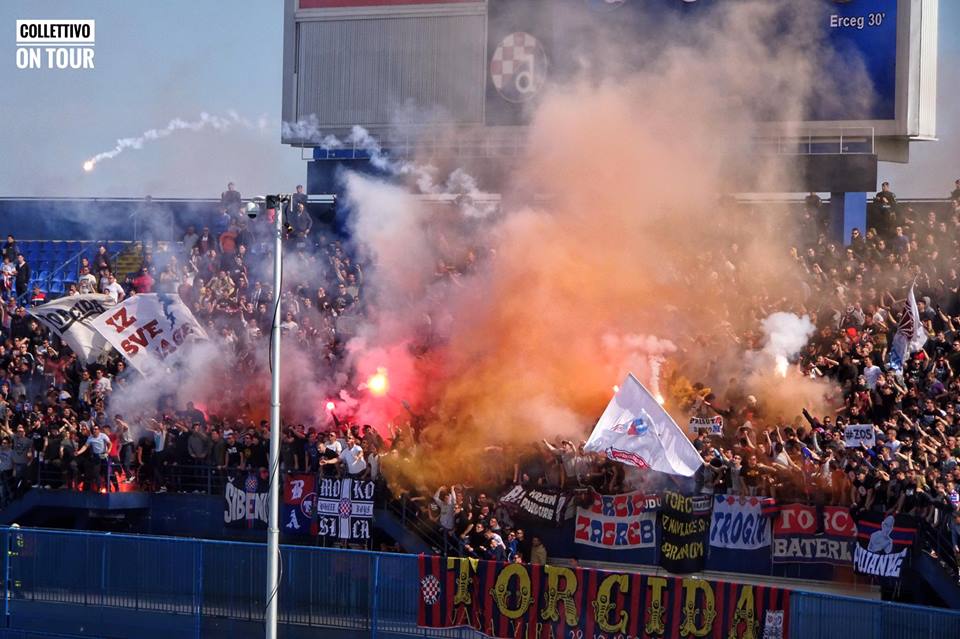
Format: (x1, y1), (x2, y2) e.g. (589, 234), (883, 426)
(78, 267), (98, 294)
(863, 357), (883, 390)
(76, 423), (113, 492)
(93, 369), (113, 397)
(324, 431), (342, 455)
(883, 428), (901, 455)
(103, 274), (125, 303)
(339, 435), (366, 478)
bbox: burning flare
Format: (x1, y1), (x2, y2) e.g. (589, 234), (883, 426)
(775, 355), (789, 378)
(82, 160), (94, 172)
(366, 368), (389, 397)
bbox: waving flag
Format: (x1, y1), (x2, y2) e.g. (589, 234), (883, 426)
(887, 285), (927, 373)
(584, 374), (703, 477)
(90, 293), (207, 375)
(29, 294), (114, 364)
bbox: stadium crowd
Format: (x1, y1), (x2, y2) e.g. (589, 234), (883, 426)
(0, 183), (375, 501)
(0, 181), (957, 574)
(391, 181), (960, 571)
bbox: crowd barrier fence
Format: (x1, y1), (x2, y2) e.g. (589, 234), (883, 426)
(0, 527), (956, 639)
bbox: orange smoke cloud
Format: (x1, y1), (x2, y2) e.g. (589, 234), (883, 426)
(341, 1), (849, 485)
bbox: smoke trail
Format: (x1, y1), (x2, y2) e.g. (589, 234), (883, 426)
(83, 111), (271, 172)
(601, 333), (677, 401)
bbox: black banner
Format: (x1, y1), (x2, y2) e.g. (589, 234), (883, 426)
(658, 492), (712, 574)
(497, 484), (571, 526)
(852, 511), (917, 578)
(315, 477), (375, 541)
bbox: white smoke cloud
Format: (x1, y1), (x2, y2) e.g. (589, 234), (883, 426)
(761, 312), (816, 361)
(283, 118), (496, 216)
(759, 312), (816, 377)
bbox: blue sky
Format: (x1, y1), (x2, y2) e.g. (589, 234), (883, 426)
(0, 0), (956, 199)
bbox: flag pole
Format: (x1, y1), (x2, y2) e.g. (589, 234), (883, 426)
(265, 196), (284, 639)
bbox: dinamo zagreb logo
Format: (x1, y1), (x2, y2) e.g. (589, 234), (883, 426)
(612, 415), (649, 436)
(490, 32), (548, 103)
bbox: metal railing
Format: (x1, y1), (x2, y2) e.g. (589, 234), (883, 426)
(27, 457), (960, 591)
(918, 517), (960, 583)
(0, 527), (957, 639)
(383, 492), (454, 555)
(31, 461), (295, 497)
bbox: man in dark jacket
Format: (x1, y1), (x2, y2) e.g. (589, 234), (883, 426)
(14, 255), (29, 300)
(2, 236), (17, 264)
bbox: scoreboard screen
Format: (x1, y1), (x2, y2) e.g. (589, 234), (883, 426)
(282, 0), (936, 144)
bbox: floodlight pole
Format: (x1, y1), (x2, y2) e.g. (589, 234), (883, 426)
(265, 197), (284, 639)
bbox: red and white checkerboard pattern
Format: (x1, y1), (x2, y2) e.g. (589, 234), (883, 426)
(420, 574), (440, 605)
(490, 32), (546, 101)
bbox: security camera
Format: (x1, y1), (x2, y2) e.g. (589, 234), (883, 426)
(244, 198), (265, 219)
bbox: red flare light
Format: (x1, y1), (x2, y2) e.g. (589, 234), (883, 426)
(367, 368), (389, 397)
(325, 401), (335, 411)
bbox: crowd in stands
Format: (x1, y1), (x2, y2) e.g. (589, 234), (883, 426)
(0, 182), (376, 504)
(394, 181), (960, 573)
(0, 180), (958, 576)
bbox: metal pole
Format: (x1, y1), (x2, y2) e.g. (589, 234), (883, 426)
(265, 200), (283, 639)
(371, 554), (381, 639)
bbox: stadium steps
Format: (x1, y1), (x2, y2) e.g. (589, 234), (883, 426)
(113, 243), (144, 281)
(372, 506), (434, 555)
(910, 551), (960, 609)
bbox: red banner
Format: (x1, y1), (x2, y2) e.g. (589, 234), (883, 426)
(772, 504), (855, 565)
(281, 473), (317, 536)
(418, 556), (791, 639)
(774, 505), (855, 537)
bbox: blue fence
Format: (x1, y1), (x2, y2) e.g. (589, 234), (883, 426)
(0, 527), (956, 639)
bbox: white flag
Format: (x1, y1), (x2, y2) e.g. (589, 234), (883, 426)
(29, 294), (115, 365)
(584, 373), (703, 477)
(887, 285), (928, 372)
(90, 293), (207, 375)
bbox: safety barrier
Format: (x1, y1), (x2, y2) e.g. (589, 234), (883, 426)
(0, 527), (956, 639)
